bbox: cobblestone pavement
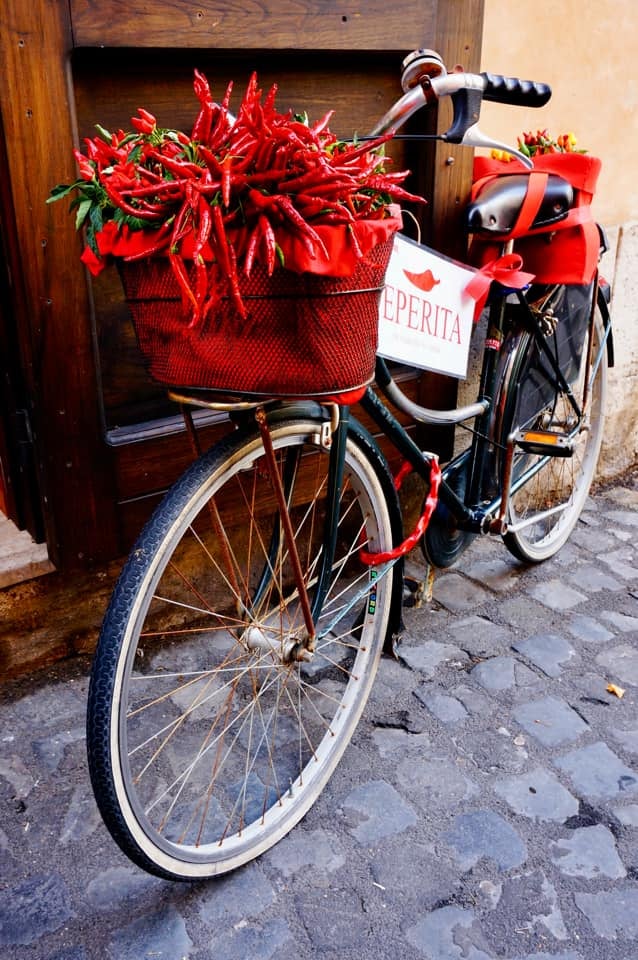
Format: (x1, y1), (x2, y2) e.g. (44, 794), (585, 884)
(1, 478), (638, 960)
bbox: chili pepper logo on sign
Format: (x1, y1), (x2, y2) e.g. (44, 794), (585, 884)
(403, 268), (441, 293)
(378, 233), (477, 379)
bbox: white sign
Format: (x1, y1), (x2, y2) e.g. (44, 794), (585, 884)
(378, 233), (477, 379)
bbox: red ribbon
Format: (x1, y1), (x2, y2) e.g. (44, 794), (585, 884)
(359, 456), (442, 566)
(464, 253), (535, 322)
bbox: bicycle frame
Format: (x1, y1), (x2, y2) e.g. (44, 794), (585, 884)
(175, 47), (614, 632)
(302, 266), (611, 628)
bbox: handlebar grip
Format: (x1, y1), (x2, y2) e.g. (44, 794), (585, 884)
(481, 72), (552, 107)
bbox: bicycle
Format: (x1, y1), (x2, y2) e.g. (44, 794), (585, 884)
(86, 48), (613, 880)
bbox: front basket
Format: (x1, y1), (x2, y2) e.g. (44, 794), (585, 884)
(120, 239), (394, 398)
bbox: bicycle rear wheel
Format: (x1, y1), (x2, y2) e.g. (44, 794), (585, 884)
(87, 413), (394, 880)
(496, 291), (607, 562)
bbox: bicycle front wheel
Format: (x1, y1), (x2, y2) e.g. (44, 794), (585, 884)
(87, 413), (394, 880)
(497, 292), (607, 562)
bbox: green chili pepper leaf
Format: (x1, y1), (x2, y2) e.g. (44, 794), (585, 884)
(47, 182), (79, 202)
(115, 211), (147, 231)
(75, 198), (92, 230)
(89, 204), (104, 235)
(94, 124), (113, 143)
(85, 224), (98, 254)
(128, 144), (143, 164)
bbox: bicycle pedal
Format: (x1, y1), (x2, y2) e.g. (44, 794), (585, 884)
(513, 429), (574, 457)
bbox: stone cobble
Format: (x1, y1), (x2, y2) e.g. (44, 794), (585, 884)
(1, 480), (638, 958)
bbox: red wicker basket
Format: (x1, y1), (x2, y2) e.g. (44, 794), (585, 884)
(120, 238), (393, 398)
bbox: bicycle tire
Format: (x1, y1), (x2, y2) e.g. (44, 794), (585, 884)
(87, 413), (395, 880)
(494, 291), (607, 562)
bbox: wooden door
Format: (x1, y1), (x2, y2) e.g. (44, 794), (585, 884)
(0, 0), (484, 570)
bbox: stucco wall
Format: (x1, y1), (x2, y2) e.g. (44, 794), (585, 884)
(480, 0), (638, 477)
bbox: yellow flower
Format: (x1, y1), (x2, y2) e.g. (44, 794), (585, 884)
(490, 148), (514, 162)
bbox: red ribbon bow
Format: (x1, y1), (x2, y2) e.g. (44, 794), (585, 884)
(464, 253), (535, 322)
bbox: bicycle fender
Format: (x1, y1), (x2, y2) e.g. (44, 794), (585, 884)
(597, 283), (614, 369)
(345, 416), (406, 656)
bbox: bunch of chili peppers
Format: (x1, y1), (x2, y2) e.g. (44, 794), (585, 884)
(49, 71), (421, 325)
(491, 129), (585, 163)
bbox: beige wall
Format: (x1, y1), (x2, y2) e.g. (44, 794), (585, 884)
(481, 0), (638, 226)
(478, 1), (638, 476)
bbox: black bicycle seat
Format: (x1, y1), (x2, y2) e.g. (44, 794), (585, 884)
(466, 173), (574, 236)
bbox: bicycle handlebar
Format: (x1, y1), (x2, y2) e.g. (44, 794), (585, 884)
(481, 72), (552, 108)
(370, 50), (552, 168)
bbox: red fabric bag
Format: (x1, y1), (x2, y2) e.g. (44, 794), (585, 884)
(469, 154), (602, 285)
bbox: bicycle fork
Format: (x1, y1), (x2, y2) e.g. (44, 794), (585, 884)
(254, 406), (318, 657)
(252, 402), (374, 658)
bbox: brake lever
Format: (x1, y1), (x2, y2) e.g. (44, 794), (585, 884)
(450, 122), (533, 169)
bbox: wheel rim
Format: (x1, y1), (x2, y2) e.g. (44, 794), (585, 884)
(504, 309), (606, 560)
(108, 422), (392, 875)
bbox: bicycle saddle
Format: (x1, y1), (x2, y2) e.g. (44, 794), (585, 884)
(466, 173), (574, 236)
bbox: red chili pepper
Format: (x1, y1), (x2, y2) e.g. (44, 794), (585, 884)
(210, 203), (231, 276)
(221, 155), (232, 209)
(73, 149), (95, 182)
(202, 267), (222, 321)
(193, 194), (212, 255)
(121, 223), (173, 261)
(364, 176), (425, 205)
(226, 244), (246, 318)
(103, 181), (163, 221)
(274, 196), (329, 261)
(124, 180), (186, 198)
(206, 81), (234, 151)
(227, 131), (257, 156)
(278, 167), (341, 194)
(313, 210), (352, 225)
(210, 199), (244, 315)
(253, 138), (277, 171)
(192, 70), (215, 142)
(294, 194), (339, 219)
(259, 215), (277, 276)
(169, 197), (194, 250)
(197, 145), (223, 177)
(233, 139), (262, 174)
(298, 178), (357, 198)
(146, 149), (203, 179)
(347, 223), (363, 259)
(243, 221), (261, 276)
(349, 194), (374, 219)
(135, 166), (163, 183)
(169, 252), (198, 322)
(286, 120), (321, 146)
(262, 82), (278, 116)
(130, 108), (156, 135)
(211, 204), (229, 262)
(246, 188), (274, 212)
(311, 110), (335, 136)
(244, 168), (289, 185)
